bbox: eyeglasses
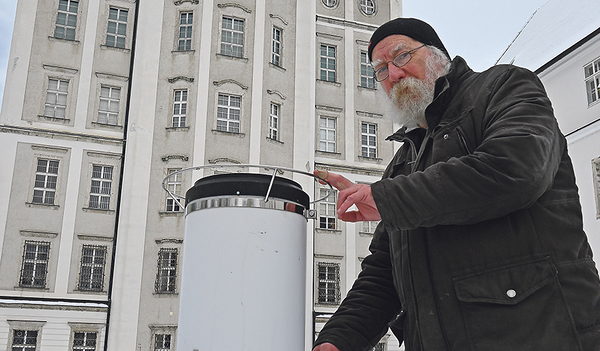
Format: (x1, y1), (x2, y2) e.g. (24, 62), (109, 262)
(373, 44), (425, 82)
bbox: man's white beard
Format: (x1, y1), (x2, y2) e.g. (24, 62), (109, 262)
(378, 54), (450, 129)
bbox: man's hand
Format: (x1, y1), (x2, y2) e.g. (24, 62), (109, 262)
(313, 342), (341, 351)
(314, 170), (381, 222)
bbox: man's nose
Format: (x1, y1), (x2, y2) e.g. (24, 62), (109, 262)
(387, 62), (405, 83)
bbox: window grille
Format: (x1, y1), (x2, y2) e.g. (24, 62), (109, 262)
(360, 0), (376, 15)
(319, 117), (336, 153)
(272, 27), (282, 66)
(106, 7), (128, 48)
(221, 17), (244, 58)
(172, 90), (187, 128)
(166, 169), (182, 212)
(361, 122), (377, 158)
(155, 248), (178, 293)
(19, 241), (50, 288)
(178, 12), (193, 51)
(217, 93), (241, 133)
(360, 51), (375, 89)
(320, 45), (336, 82)
(78, 245), (107, 291)
(269, 103), (280, 140)
(44, 78), (69, 118)
(55, 0), (78, 40)
(322, 0), (338, 8)
(33, 159), (59, 205)
(73, 331), (97, 351)
(585, 58), (600, 106)
(89, 165), (113, 210)
(98, 86), (120, 125)
(372, 342), (385, 351)
(319, 188), (336, 230)
(11, 330), (38, 351)
(154, 334), (172, 351)
(317, 262), (340, 304)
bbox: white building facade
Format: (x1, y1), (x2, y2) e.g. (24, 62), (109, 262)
(0, 0), (403, 350)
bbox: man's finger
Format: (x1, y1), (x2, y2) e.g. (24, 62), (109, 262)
(314, 170), (354, 191)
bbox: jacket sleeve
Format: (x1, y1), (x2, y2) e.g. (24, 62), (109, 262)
(314, 223), (402, 351)
(372, 66), (565, 230)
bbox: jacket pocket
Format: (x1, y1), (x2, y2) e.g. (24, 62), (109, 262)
(454, 257), (582, 351)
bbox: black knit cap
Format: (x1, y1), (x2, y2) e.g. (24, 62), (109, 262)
(368, 18), (450, 61)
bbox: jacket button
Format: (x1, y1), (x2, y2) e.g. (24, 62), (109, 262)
(506, 289), (517, 298)
(443, 134), (449, 139)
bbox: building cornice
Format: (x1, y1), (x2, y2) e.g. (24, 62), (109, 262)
(0, 125), (123, 146)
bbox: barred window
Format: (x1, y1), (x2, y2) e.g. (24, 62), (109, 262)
(269, 103), (280, 140)
(361, 122), (377, 158)
(272, 27), (282, 66)
(78, 245), (107, 291)
(360, 51), (375, 89)
(317, 262), (340, 305)
(178, 12), (193, 51)
(165, 169), (182, 212)
(221, 17), (244, 58)
(217, 93), (241, 133)
(19, 241), (50, 288)
(319, 188), (337, 230)
(73, 331), (97, 351)
(372, 342), (385, 351)
(33, 158), (59, 205)
(322, 0), (338, 8)
(320, 45), (336, 82)
(106, 7), (128, 48)
(44, 78), (69, 118)
(11, 330), (38, 351)
(319, 117), (336, 153)
(98, 86), (120, 125)
(360, 0), (376, 15)
(585, 57), (600, 106)
(155, 248), (178, 293)
(54, 0), (78, 40)
(172, 89), (187, 128)
(89, 165), (113, 210)
(154, 334), (172, 351)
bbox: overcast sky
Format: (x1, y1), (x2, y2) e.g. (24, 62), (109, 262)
(0, 0), (549, 107)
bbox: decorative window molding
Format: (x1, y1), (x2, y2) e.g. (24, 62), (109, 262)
(86, 151), (122, 159)
(355, 39), (369, 46)
(31, 144), (69, 153)
(168, 76), (194, 83)
(213, 79), (248, 90)
(359, 0), (377, 16)
(7, 320), (46, 351)
(316, 105), (342, 113)
(155, 248), (179, 294)
(95, 72), (128, 82)
(149, 325), (177, 351)
(174, 0), (199, 5)
(356, 111), (382, 119)
(42, 64), (78, 75)
(217, 3), (252, 13)
(266, 89), (286, 100)
(208, 157), (241, 164)
(161, 155), (189, 162)
(269, 14), (288, 26)
(316, 32), (343, 41)
(77, 234), (114, 242)
(20, 230), (59, 238)
(155, 238), (184, 245)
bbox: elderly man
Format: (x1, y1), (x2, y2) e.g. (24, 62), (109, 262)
(313, 18), (600, 351)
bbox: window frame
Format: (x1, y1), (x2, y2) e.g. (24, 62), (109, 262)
(97, 85), (121, 126)
(359, 0), (376, 16)
(177, 11), (193, 51)
(19, 240), (51, 289)
(584, 57), (600, 107)
(165, 168), (183, 212)
(361, 122), (377, 158)
(317, 262), (341, 305)
(220, 16), (245, 58)
(216, 93), (242, 133)
(318, 187), (337, 230)
(269, 102), (280, 140)
(271, 26), (282, 67)
(322, 0), (339, 8)
(44, 77), (70, 119)
(7, 321), (45, 351)
(32, 158), (60, 205)
(72, 331), (98, 351)
(172, 89), (188, 128)
(106, 6), (129, 49)
(150, 326), (177, 351)
(360, 51), (375, 89)
(155, 248), (179, 294)
(54, 0), (79, 41)
(88, 164), (114, 210)
(320, 44), (337, 82)
(319, 116), (337, 153)
(77, 244), (108, 292)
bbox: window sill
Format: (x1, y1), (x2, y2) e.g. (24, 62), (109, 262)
(48, 36), (80, 45)
(216, 53), (248, 62)
(82, 207), (115, 214)
(172, 49), (195, 55)
(315, 150), (342, 158)
(25, 202), (60, 210)
(37, 115), (71, 124)
(266, 137), (284, 145)
(269, 62), (286, 72)
(75, 289), (107, 294)
(357, 85), (377, 91)
(211, 129), (245, 137)
(100, 44), (130, 53)
(358, 231), (375, 237)
(315, 228), (342, 234)
(358, 155), (383, 163)
(159, 211), (184, 217)
(153, 292), (179, 297)
(92, 121), (123, 130)
(14, 286), (50, 292)
(166, 126), (190, 132)
(317, 79), (341, 87)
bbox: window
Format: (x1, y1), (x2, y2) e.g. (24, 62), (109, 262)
(54, 0), (78, 40)
(97, 86), (120, 125)
(319, 117), (336, 153)
(362, 221), (379, 234)
(360, 51), (375, 89)
(319, 188), (336, 229)
(165, 169), (182, 212)
(44, 78), (69, 118)
(33, 158), (59, 205)
(178, 12), (193, 51)
(106, 7), (128, 48)
(154, 334), (172, 351)
(172, 89), (187, 128)
(360, 0), (376, 15)
(372, 342), (385, 351)
(89, 165), (113, 210)
(78, 245), (107, 291)
(317, 262), (340, 305)
(19, 241), (50, 288)
(269, 103), (280, 140)
(585, 58), (600, 106)
(217, 93), (241, 133)
(155, 248), (178, 293)
(361, 122), (377, 158)
(320, 45), (336, 82)
(221, 17), (244, 58)
(272, 27), (282, 66)
(73, 331), (97, 351)
(322, 0), (338, 8)
(10, 330), (38, 351)
(594, 157), (600, 219)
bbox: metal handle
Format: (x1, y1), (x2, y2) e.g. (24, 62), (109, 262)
(161, 164), (334, 215)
